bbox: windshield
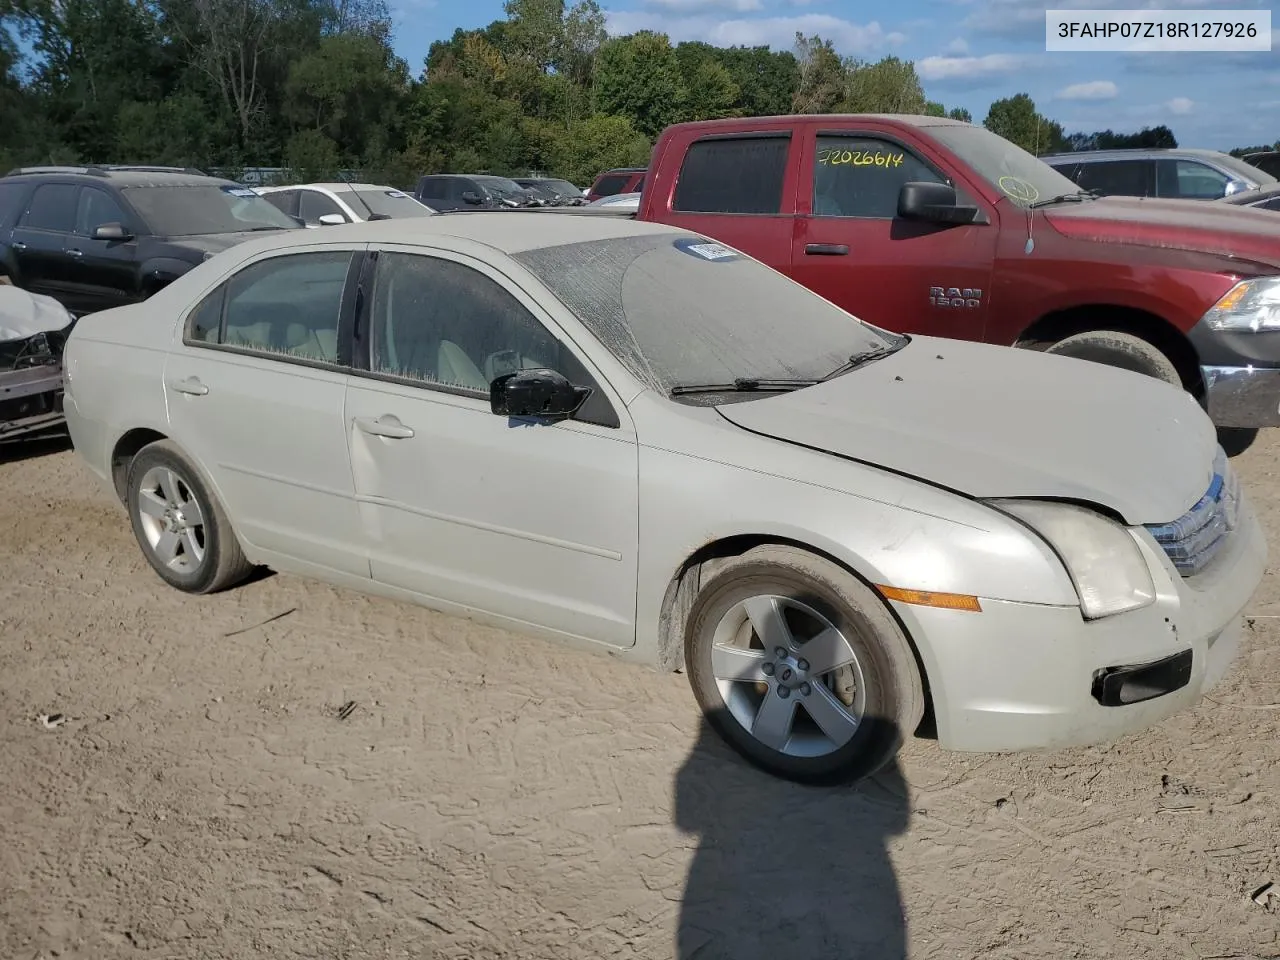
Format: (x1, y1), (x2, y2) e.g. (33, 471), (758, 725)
(474, 176), (530, 201)
(123, 184), (301, 236)
(524, 179), (582, 199)
(1214, 153), (1279, 186)
(354, 188), (433, 217)
(924, 124), (1084, 209)
(512, 232), (897, 395)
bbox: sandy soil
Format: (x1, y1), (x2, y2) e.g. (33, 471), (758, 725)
(1, 429), (1278, 960)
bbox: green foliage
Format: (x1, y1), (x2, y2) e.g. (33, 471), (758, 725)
(0, 1), (1241, 191)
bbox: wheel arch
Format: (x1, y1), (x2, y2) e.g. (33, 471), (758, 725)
(110, 427), (169, 501)
(1014, 304), (1203, 397)
(655, 533), (938, 736)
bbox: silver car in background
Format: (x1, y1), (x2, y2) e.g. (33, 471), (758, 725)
(60, 214), (1266, 784)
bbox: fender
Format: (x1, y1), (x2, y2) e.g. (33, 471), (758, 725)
(140, 257), (201, 296)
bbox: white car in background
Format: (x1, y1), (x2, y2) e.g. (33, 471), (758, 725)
(255, 182), (434, 227)
(588, 191), (641, 210)
(60, 214), (1265, 785)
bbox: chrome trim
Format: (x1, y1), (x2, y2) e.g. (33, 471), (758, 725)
(1201, 364), (1280, 428)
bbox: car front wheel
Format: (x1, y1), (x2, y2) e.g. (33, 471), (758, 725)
(684, 545), (925, 785)
(125, 439), (255, 594)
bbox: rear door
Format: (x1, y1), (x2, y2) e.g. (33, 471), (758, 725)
(67, 185), (139, 313)
(790, 126), (996, 341)
(655, 132), (797, 277)
(9, 182), (77, 301)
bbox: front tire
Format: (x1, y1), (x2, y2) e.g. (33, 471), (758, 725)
(125, 439), (255, 594)
(1042, 329), (1181, 387)
(684, 545), (925, 786)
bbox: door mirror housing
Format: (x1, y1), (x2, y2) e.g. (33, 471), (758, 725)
(317, 213), (346, 226)
(92, 222), (132, 241)
(490, 368), (589, 421)
(897, 181), (981, 224)
(461, 190), (484, 205)
(1223, 178), (1251, 197)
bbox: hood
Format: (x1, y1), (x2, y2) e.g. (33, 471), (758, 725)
(1043, 196), (1280, 268)
(714, 335), (1216, 526)
(169, 230), (294, 259)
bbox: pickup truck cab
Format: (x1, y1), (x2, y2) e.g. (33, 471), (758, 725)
(636, 115), (1280, 437)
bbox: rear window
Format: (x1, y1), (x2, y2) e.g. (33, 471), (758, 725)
(592, 174), (630, 197)
(673, 136), (789, 215)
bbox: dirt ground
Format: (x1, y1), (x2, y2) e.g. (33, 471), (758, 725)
(1, 429), (1279, 960)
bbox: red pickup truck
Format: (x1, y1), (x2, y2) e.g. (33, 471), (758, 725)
(625, 114), (1280, 441)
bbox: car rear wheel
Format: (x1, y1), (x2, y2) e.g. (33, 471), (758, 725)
(125, 439), (255, 594)
(684, 545), (925, 785)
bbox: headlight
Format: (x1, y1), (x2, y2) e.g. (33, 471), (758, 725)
(991, 500), (1156, 619)
(1202, 276), (1280, 333)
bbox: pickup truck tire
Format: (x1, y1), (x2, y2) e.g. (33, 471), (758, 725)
(125, 439), (256, 595)
(1042, 330), (1181, 387)
(684, 544), (924, 786)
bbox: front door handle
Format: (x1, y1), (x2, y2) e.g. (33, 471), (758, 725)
(355, 414), (414, 439)
(805, 243), (849, 256)
(169, 376), (208, 396)
(11, 241), (26, 251)
(67, 248), (83, 258)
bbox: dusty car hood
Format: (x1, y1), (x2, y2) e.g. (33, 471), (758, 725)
(170, 230), (295, 258)
(714, 335), (1217, 526)
(1043, 196), (1280, 268)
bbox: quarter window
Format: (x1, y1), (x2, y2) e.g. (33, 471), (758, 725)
(813, 135), (946, 219)
(21, 183), (78, 232)
(366, 252), (616, 426)
(673, 136), (789, 215)
(186, 251), (354, 364)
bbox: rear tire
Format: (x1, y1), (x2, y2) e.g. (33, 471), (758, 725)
(684, 545), (925, 786)
(1043, 329), (1181, 387)
(125, 439), (255, 594)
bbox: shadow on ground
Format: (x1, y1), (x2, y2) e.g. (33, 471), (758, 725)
(674, 717), (909, 959)
(0, 428), (71, 464)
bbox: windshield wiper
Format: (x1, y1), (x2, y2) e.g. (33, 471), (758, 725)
(670, 377), (818, 396)
(820, 337), (905, 381)
(1027, 189), (1100, 209)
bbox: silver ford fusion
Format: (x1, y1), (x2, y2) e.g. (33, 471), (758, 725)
(61, 213), (1266, 784)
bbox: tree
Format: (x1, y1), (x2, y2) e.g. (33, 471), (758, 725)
(593, 31), (682, 138)
(792, 32), (843, 114)
(842, 56), (926, 114)
(948, 106), (971, 123)
(983, 93), (1065, 155)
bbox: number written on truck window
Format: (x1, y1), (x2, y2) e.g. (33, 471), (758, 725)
(812, 136), (946, 220)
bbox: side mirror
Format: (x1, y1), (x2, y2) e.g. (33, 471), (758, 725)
(92, 222), (132, 241)
(461, 191), (483, 205)
(1223, 179), (1250, 197)
(490, 368), (589, 420)
(317, 213), (346, 226)
(897, 181), (981, 224)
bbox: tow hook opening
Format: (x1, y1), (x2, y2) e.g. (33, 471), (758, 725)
(1091, 648), (1193, 707)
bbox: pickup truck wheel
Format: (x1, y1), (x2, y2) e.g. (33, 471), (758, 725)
(1042, 330), (1181, 387)
(684, 545), (924, 786)
(125, 440), (255, 594)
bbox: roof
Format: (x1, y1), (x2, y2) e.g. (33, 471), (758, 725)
(3, 165), (221, 187)
(218, 210), (685, 259)
(280, 182), (395, 192)
(660, 114), (971, 135)
(1040, 148), (1238, 162)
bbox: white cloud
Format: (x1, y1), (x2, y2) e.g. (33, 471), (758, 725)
(1166, 96), (1194, 115)
(945, 37), (969, 54)
(1056, 80), (1118, 101)
(916, 53), (1036, 81)
(603, 10), (907, 53)
(643, 0), (763, 12)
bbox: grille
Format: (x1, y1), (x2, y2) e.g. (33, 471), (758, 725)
(1144, 448), (1240, 577)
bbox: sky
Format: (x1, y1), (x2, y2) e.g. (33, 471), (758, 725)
(388, 0), (1279, 150)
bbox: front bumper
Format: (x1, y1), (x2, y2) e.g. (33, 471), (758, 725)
(892, 490), (1266, 754)
(1202, 364), (1280, 428)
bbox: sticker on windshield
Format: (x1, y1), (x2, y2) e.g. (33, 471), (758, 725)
(385, 190), (407, 198)
(674, 238), (739, 262)
(221, 185), (259, 199)
(997, 176), (1040, 204)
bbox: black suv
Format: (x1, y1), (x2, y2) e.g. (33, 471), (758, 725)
(413, 174), (541, 211)
(0, 165), (304, 317)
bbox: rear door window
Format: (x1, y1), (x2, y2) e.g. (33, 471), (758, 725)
(1075, 160), (1154, 197)
(21, 183), (79, 232)
(673, 136), (789, 215)
(592, 174), (629, 197)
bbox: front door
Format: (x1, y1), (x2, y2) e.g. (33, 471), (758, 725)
(67, 185), (139, 313)
(791, 129), (996, 342)
(163, 246), (368, 577)
(344, 247), (640, 649)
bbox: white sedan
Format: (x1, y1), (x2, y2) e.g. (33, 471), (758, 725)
(255, 182), (435, 226)
(61, 214), (1266, 784)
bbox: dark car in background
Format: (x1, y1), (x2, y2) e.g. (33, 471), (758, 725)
(1218, 183), (1280, 213)
(585, 167), (645, 202)
(0, 164), (303, 317)
(1042, 148), (1276, 200)
(413, 174), (541, 211)
(1244, 151), (1280, 179)
(513, 177), (586, 205)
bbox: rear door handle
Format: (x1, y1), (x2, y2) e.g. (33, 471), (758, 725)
(169, 376), (208, 396)
(11, 241), (26, 251)
(805, 243), (849, 256)
(67, 248), (83, 258)
(355, 414), (414, 439)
